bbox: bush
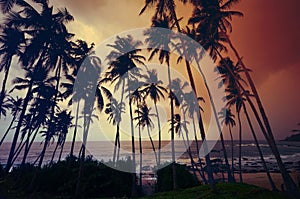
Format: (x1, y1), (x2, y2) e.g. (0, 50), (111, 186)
(1, 157), (136, 198)
(156, 163), (200, 192)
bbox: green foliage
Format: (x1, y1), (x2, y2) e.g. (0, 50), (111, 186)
(156, 163), (200, 192)
(142, 183), (287, 199)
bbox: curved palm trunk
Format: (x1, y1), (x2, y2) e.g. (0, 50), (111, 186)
(154, 102), (161, 166)
(70, 101), (80, 157)
(226, 37), (298, 195)
(182, 110), (206, 183)
(237, 111), (243, 183)
(195, 60), (233, 183)
(50, 139), (60, 164)
(58, 138), (66, 161)
(191, 114), (207, 184)
(6, 79), (33, 172)
(146, 126), (158, 165)
(242, 103), (278, 191)
(0, 115), (16, 146)
(228, 125), (235, 180)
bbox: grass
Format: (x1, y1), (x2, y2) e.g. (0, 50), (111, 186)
(140, 183), (287, 199)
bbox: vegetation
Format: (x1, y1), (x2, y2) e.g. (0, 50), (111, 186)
(141, 183), (287, 199)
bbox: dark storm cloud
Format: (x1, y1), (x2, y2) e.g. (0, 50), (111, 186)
(232, 0), (300, 85)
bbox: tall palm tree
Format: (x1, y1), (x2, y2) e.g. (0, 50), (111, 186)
(103, 35), (145, 166)
(0, 96), (22, 146)
(219, 107), (236, 180)
(50, 110), (73, 163)
(0, 25), (24, 113)
(130, 84), (145, 189)
(134, 103), (158, 165)
(144, 15), (179, 189)
(190, 1), (298, 193)
(6, 65), (50, 172)
(140, 69), (167, 166)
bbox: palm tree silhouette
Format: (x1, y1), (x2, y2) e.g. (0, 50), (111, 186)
(130, 83), (145, 189)
(219, 107), (236, 180)
(0, 96), (22, 146)
(134, 102), (158, 165)
(144, 15), (179, 189)
(140, 69), (167, 166)
(0, 25), (24, 112)
(103, 35), (145, 167)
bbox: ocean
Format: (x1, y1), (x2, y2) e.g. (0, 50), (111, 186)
(1, 140), (300, 173)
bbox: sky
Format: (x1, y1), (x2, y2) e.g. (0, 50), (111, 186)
(0, 0), (299, 142)
(45, 0), (300, 140)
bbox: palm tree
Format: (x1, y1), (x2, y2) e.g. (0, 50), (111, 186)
(50, 110), (73, 163)
(6, 65), (50, 172)
(190, 1), (298, 193)
(219, 107), (236, 180)
(0, 25), (24, 112)
(105, 97), (125, 164)
(0, 96), (22, 146)
(61, 40), (95, 157)
(144, 15), (179, 189)
(134, 103), (158, 164)
(130, 84), (145, 189)
(140, 69), (167, 166)
(103, 35), (145, 166)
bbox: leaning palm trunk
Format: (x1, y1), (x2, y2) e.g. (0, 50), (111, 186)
(0, 114), (16, 146)
(220, 39), (298, 194)
(228, 125), (235, 180)
(237, 111), (243, 183)
(147, 126), (158, 165)
(50, 139), (60, 164)
(58, 138), (66, 161)
(195, 60), (233, 182)
(137, 100), (143, 190)
(242, 103), (278, 191)
(154, 102), (162, 166)
(191, 113), (207, 183)
(70, 101), (80, 157)
(6, 79), (33, 172)
(182, 110), (207, 183)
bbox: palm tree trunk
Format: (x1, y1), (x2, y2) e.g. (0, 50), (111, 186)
(147, 126), (158, 165)
(154, 102), (162, 166)
(242, 103), (278, 191)
(50, 139), (60, 164)
(6, 79), (33, 172)
(228, 125), (235, 180)
(0, 115), (16, 146)
(195, 60), (233, 183)
(225, 36), (298, 195)
(167, 63), (177, 190)
(70, 101), (80, 157)
(137, 100), (143, 191)
(128, 88), (137, 197)
(237, 111), (243, 183)
(58, 138), (66, 162)
(191, 114), (207, 184)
